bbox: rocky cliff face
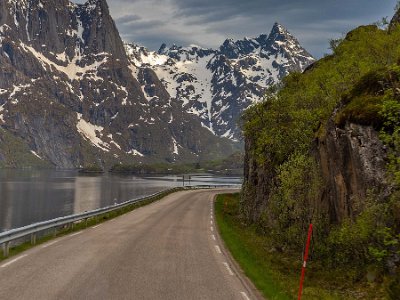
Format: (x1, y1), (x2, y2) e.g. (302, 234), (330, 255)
(244, 104), (394, 234)
(242, 111), (389, 225)
(0, 0), (238, 168)
(125, 23), (314, 140)
(314, 115), (389, 223)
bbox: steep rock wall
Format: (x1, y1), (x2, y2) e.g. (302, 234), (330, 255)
(314, 116), (389, 223)
(242, 114), (389, 225)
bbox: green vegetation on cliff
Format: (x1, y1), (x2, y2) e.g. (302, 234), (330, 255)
(216, 194), (377, 299)
(0, 128), (52, 169)
(243, 24), (400, 167)
(241, 18), (400, 298)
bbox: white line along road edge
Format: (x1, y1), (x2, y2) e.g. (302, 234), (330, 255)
(41, 240), (60, 249)
(223, 262), (234, 276)
(0, 254), (28, 268)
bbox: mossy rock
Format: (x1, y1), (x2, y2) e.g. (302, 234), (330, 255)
(336, 95), (384, 128)
(335, 67), (399, 128)
(344, 25), (380, 42)
(348, 69), (388, 99)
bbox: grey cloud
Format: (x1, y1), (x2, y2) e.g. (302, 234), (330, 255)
(75, 0), (398, 58)
(117, 19), (164, 32)
(115, 14), (142, 24)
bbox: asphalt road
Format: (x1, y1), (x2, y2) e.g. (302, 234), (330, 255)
(0, 189), (262, 300)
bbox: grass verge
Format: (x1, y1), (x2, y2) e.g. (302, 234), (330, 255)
(215, 193), (292, 299)
(214, 193), (372, 300)
(0, 187), (184, 262)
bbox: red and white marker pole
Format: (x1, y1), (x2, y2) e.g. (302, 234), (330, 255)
(298, 223), (313, 300)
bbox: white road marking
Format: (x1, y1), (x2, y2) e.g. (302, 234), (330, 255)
(223, 262), (234, 275)
(70, 232), (82, 237)
(0, 255), (28, 268)
(91, 225), (101, 229)
(241, 292), (251, 300)
(215, 245), (222, 254)
(212, 234), (216, 241)
(211, 227), (214, 232)
(41, 240), (60, 249)
(211, 220), (213, 225)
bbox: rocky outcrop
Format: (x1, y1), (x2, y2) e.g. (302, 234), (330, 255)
(242, 102), (390, 224)
(241, 139), (274, 223)
(314, 116), (389, 223)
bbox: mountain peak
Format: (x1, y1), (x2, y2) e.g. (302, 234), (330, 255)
(78, 0), (109, 13)
(268, 22), (292, 40)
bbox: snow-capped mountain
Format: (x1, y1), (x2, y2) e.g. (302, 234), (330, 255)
(125, 23), (315, 140)
(0, 0), (313, 168)
(0, 0), (238, 168)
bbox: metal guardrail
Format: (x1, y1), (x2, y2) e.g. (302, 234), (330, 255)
(0, 185), (241, 257)
(0, 187), (182, 257)
(185, 184), (241, 189)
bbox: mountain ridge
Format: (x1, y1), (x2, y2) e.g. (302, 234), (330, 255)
(0, 0), (238, 168)
(125, 22), (315, 139)
(0, 0), (313, 168)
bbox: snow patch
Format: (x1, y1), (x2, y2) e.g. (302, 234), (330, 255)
(127, 149), (144, 157)
(0, 105), (5, 123)
(76, 113), (110, 152)
(20, 43), (109, 81)
(172, 137), (180, 155)
(30, 150), (43, 160)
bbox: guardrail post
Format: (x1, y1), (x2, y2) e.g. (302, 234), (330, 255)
(85, 218), (88, 227)
(53, 228), (57, 237)
(2, 242), (10, 258)
(31, 233), (37, 245)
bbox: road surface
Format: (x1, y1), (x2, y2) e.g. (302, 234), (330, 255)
(0, 189), (262, 300)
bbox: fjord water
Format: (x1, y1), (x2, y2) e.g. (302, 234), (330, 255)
(0, 170), (241, 232)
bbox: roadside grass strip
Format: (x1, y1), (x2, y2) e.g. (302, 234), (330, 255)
(214, 193), (356, 300)
(215, 193), (291, 300)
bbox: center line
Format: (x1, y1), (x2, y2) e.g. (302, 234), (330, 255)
(211, 226), (214, 231)
(223, 262), (234, 275)
(41, 240), (60, 249)
(0, 254), (28, 268)
(215, 245), (222, 254)
(212, 234), (216, 240)
(241, 292), (251, 300)
(70, 232), (82, 237)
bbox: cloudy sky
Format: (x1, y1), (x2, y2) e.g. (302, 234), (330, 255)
(76, 0), (398, 58)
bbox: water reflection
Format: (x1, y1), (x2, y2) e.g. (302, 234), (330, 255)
(0, 170), (241, 232)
